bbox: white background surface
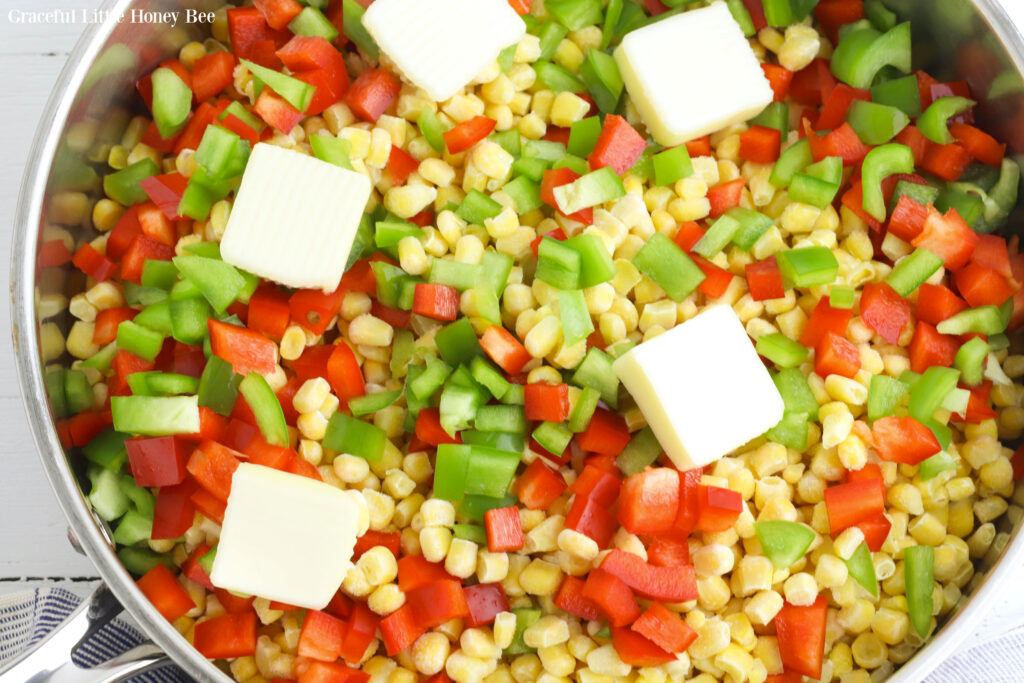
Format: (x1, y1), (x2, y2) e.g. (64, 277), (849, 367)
(0, 0), (1023, 657)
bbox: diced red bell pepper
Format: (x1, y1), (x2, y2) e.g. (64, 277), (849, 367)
(516, 458), (567, 510)
(192, 481), (228, 523)
(816, 332), (861, 379)
(775, 596), (827, 679)
(800, 297), (852, 349)
(693, 255), (734, 299)
(298, 610), (346, 661)
(950, 122), (1005, 167)
(600, 549), (698, 603)
(816, 83), (871, 131)
(508, 0), (532, 14)
(38, 239), (73, 269)
(397, 555), (455, 592)
(955, 262), (1017, 307)
(909, 321), (961, 373)
(672, 220), (704, 252)
(136, 564), (195, 621)
(887, 194), (929, 243)
(72, 243), (117, 282)
(386, 145), (419, 185)
(443, 115), (497, 155)
(463, 583), (510, 628)
(611, 627), (675, 666)
(227, 6), (289, 64)
(631, 602), (698, 653)
(380, 604), (424, 656)
(151, 479), (197, 540)
(351, 530), (400, 561)
(741, 0), (768, 30)
(295, 68), (348, 116)
(582, 567), (640, 627)
(524, 383), (570, 422)
(855, 512), (892, 552)
(208, 319), (277, 376)
(254, 0), (304, 30)
(912, 206), (979, 272)
(137, 201), (177, 246)
(413, 283), (460, 321)
(540, 167), (593, 224)
(916, 284), (968, 326)
(872, 415), (941, 465)
(371, 300), (410, 330)
(298, 661), (370, 683)
(971, 234), (1014, 279)
(672, 468), (702, 537)
(840, 180), (883, 232)
(110, 349), (155, 397)
(814, 0), (865, 43)
(696, 485), (742, 532)
(415, 407), (462, 446)
(346, 68), (401, 122)
(192, 51), (236, 103)
(619, 468), (679, 535)
(126, 436), (190, 487)
(790, 58), (836, 107)
(576, 407), (631, 457)
(194, 612), (258, 659)
(956, 382), (999, 423)
(684, 136), (712, 157)
(93, 307), (138, 345)
(921, 141), (972, 181)
(588, 114), (647, 176)
(824, 476), (885, 534)
(340, 602), (379, 665)
(254, 89), (304, 134)
(289, 282), (347, 336)
(739, 124), (782, 164)
(647, 537), (690, 567)
(765, 672), (806, 683)
(706, 178), (745, 219)
(187, 440), (243, 501)
(182, 544), (215, 591)
(570, 465), (621, 506)
(565, 495), (618, 548)
(106, 206), (142, 261)
(65, 411), (113, 449)
(555, 575), (604, 621)
(247, 287), (291, 340)
(805, 121), (870, 166)
(746, 257), (786, 301)
(860, 282), (910, 345)
(893, 124), (930, 166)
(484, 506), (524, 552)
(542, 124), (571, 144)
(325, 340), (367, 406)
(139, 174), (188, 222)
(480, 325), (532, 376)
(406, 580), (470, 628)
(761, 63), (794, 102)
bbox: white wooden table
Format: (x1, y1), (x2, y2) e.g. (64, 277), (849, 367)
(1, 0), (1023, 662)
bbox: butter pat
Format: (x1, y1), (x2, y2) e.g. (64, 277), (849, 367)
(613, 305), (784, 469)
(210, 463), (360, 610)
(220, 143), (371, 293)
(363, 0), (525, 103)
(614, 2), (773, 146)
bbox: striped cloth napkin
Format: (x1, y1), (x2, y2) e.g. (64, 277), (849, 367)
(1, 584), (1022, 681)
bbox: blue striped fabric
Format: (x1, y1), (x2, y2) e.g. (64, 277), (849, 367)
(0, 586), (188, 682)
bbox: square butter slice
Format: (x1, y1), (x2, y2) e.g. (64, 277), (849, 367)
(220, 143), (371, 293)
(363, 0), (526, 103)
(210, 463), (361, 610)
(613, 305), (784, 470)
(614, 2), (773, 146)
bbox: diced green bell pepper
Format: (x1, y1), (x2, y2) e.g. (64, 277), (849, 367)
(173, 255), (246, 314)
(919, 451), (957, 481)
(845, 543), (878, 597)
(565, 233), (616, 288)
(534, 60), (586, 94)
(546, 0), (603, 30)
(763, 0), (819, 26)
(770, 138), (813, 188)
(830, 23), (911, 89)
(242, 59), (315, 112)
(239, 373), (288, 447)
(64, 369), (94, 415)
(886, 248), (944, 297)
(568, 386), (601, 433)
(756, 333), (809, 369)
(766, 412), (809, 450)
(198, 355), (241, 416)
(151, 67), (192, 139)
(464, 446), (521, 498)
(289, 6), (339, 40)
(568, 117), (603, 158)
(533, 421), (574, 455)
(88, 467), (129, 521)
(848, 100), (909, 145)
(870, 74), (922, 118)
(554, 167), (626, 215)
(505, 607), (543, 655)
(111, 395), (200, 436)
(572, 347), (619, 408)
(861, 143), (915, 221)
(728, 207), (774, 251)
(908, 366), (960, 424)
(750, 101), (789, 136)
(693, 215), (741, 259)
(503, 176), (543, 214)
(103, 158), (160, 206)
(457, 189), (504, 225)
(954, 336), (989, 387)
(323, 412), (387, 461)
(652, 144), (693, 186)
(341, 0), (378, 59)
(755, 520), (815, 568)
(141, 260), (178, 290)
(579, 48), (623, 113)
(436, 318), (484, 367)
(616, 426), (662, 476)
(117, 320), (164, 362)
(83, 428), (130, 470)
(310, 134), (354, 170)
(774, 368), (819, 421)
(632, 233), (706, 301)
(867, 374), (908, 422)
(904, 545), (935, 638)
(937, 306), (1006, 336)
(418, 109), (447, 153)
(918, 97), (976, 144)
(726, 0), (757, 35)
(169, 297), (213, 345)
(776, 246), (839, 288)
(113, 508), (154, 546)
(537, 237), (583, 289)
(559, 288), (595, 347)
(452, 523), (487, 545)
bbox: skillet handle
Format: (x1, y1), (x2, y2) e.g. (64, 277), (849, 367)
(0, 583), (169, 683)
